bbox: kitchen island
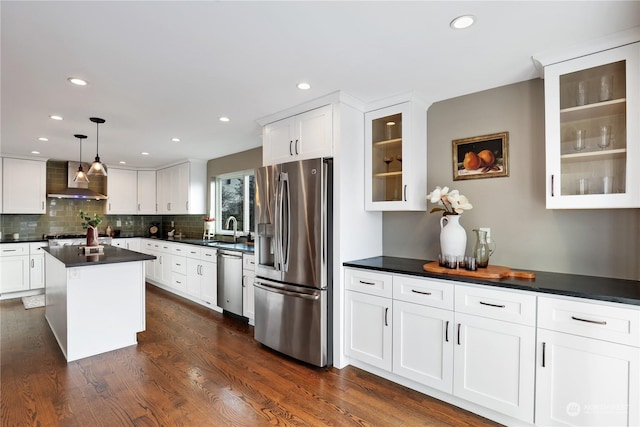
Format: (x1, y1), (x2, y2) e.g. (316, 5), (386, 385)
(43, 245), (155, 362)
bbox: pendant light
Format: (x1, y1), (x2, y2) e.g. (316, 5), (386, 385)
(87, 117), (107, 176)
(73, 134), (89, 183)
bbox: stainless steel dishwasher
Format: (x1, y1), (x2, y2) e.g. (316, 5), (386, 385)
(217, 250), (243, 316)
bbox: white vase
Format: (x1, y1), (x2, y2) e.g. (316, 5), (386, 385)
(439, 214), (467, 258)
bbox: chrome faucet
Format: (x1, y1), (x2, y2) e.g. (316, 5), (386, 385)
(225, 216), (238, 242)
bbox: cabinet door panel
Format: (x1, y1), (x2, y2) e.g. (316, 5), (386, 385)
(536, 329), (640, 427)
(137, 170), (156, 214)
(200, 260), (217, 306)
(2, 158), (46, 213)
(393, 300), (453, 393)
(545, 42), (640, 208)
(454, 312), (535, 423)
(0, 256), (30, 293)
(296, 104), (332, 160)
(263, 117), (295, 165)
(345, 290), (392, 371)
(107, 168), (137, 214)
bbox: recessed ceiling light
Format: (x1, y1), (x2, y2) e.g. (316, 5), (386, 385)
(171, 138), (181, 142)
(49, 115), (63, 121)
(219, 116), (230, 122)
(119, 161), (127, 164)
(67, 77), (88, 86)
(141, 152), (149, 156)
(38, 137), (48, 141)
(31, 151), (40, 154)
(297, 82), (311, 90)
(450, 15), (475, 29)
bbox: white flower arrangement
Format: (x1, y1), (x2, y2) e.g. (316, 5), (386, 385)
(427, 186), (473, 215)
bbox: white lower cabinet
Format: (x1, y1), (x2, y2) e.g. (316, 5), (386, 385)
(535, 296), (640, 426)
(186, 247), (217, 306)
(0, 243), (30, 293)
(345, 290), (392, 371)
(453, 312), (535, 422)
(242, 254), (255, 322)
(29, 242), (47, 290)
(344, 268), (537, 425)
(393, 300), (453, 393)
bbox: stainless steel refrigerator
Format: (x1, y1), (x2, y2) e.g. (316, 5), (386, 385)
(254, 157), (332, 367)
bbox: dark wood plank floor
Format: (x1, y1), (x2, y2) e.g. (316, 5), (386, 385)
(1, 284), (501, 426)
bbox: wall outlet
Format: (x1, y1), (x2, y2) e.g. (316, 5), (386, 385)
(116, 220), (122, 227)
(171, 220), (175, 228)
(479, 227), (491, 242)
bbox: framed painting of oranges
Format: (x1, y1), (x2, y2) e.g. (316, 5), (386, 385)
(452, 131), (509, 181)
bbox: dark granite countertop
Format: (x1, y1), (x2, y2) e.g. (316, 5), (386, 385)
(0, 237), (47, 244)
(154, 237), (255, 254)
(1, 235), (254, 254)
(43, 245), (155, 268)
(344, 256), (640, 306)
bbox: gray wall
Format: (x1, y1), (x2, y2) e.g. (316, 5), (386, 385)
(207, 146), (262, 179)
(383, 79), (640, 280)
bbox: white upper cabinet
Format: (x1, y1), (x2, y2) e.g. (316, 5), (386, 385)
(262, 104), (333, 165)
(107, 168), (138, 214)
(156, 161), (206, 215)
(365, 100), (427, 211)
(137, 170), (156, 214)
(542, 42), (640, 209)
(2, 158), (47, 214)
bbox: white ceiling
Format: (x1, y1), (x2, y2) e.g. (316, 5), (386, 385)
(2, 1), (639, 169)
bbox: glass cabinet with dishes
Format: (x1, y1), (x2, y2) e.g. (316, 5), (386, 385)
(543, 42), (639, 209)
(365, 100), (427, 211)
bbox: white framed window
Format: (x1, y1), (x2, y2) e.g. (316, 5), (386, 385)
(211, 169), (255, 236)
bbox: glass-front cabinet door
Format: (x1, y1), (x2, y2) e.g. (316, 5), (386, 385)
(365, 101), (426, 211)
(544, 42), (639, 209)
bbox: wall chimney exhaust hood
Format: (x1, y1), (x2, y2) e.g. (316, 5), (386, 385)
(47, 161), (108, 200)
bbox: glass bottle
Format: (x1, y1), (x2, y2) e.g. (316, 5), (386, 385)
(473, 229), (496, 268)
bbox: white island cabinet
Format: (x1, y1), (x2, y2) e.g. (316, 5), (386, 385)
(43, 246), (154, 362)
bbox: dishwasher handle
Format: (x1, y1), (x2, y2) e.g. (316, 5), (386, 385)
(217, 250), (243, 259)
(254, 281), (320, 301)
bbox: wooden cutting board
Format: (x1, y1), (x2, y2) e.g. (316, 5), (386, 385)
(422, 261), (535, 279)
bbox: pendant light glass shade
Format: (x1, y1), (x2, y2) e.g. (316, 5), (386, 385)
(73, 134), (90, 183)
(88, 117), (107, 176)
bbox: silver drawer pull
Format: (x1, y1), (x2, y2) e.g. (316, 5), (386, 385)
(571, 315), (607, 325)
(359, 280), (375, 286)
(479, 301), (505, 308)
(411, 289), (432, 296)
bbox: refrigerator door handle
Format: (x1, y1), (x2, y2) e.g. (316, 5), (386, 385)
(281, 172), (290, 273)
(254, 281), (320, 301)
(274, 172), (283, 271)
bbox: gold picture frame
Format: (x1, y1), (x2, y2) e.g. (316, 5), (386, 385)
(452, 132), (509, 181)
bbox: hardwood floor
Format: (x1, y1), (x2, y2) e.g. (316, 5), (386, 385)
(1, 284), (501, 426)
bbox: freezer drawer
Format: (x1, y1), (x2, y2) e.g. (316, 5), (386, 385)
(254, 279), (328, 367)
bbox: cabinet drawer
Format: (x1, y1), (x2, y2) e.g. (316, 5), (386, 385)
(393, 275), (454, 310)
(0, 243), (30, 256)
(455, 284), (536, 326)
(538, 296), (640, 347)
(171, 244), (187, 255)
(345, 268), (392, 298)
(200, 247), (217, 261)
(172, 256), (186, 274)
(185, 246), (201, 258)
(29, 242), (48, 254)
(243, 254), (255, 271)
(171, 273), (187, 291)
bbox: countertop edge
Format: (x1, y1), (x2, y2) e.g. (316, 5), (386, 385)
(344, 256), (640, 306)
